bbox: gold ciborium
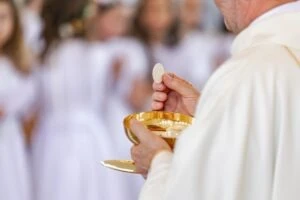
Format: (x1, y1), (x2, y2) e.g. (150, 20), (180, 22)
(101, 111), (194, 173)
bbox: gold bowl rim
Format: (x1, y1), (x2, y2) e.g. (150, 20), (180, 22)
(123, 111), (194, 145)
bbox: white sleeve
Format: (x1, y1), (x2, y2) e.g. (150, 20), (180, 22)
(139, 151), (173, 200)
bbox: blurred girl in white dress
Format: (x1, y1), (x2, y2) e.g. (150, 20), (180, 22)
(91, 0), (150, 155)
(89, 2), (148, 199)
(31, 0), (123, 199)
(131, 0), (216, 90)
(179, 0), (219, 88)
(0, 0), (34, 199)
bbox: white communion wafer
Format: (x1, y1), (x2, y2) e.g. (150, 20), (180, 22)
(153, 63), (165, 83)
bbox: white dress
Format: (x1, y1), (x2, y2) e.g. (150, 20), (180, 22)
(105, 38), (147, 200)
(0, 57), (34, 200)
(152, 32), (218, 90)
(32, 39), (123, 200)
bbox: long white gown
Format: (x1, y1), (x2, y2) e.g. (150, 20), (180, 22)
(105, 37), (147, 200)
(139, 3), (300, 200)
(31, 39), (123, 200)
(0, 57), (34, 200)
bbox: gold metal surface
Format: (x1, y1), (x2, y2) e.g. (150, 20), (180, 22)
(123, 111), (194, 148)
(101, 112), (194, 174)
(101, 160), (138, 174)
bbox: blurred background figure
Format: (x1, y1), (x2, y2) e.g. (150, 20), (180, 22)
(89, 1), (146, 199)
(30, 0), (124, 200)
(180, 0), (202, 32)
(131, 0), (218, 90)
(0, 0), (35, 199)
(178, 0), (220, 89)
(89, 0), (130, 41)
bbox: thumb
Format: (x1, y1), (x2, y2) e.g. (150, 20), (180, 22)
(162, 73), (197, 97)
(130, 119), (154, 144)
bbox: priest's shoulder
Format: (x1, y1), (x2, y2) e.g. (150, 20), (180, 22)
(203, 44), (299, 96)
(232, 44), (299, 74)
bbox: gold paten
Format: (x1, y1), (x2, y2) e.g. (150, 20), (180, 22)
(101, 160), (137, 174)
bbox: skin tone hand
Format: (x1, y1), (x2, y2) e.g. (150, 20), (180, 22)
(152, 73), (200, 117)
(130, 119), (172, 177)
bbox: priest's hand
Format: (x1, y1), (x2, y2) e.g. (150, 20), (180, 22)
(130, 119), (172, 177)
(152, 73), (200, 117)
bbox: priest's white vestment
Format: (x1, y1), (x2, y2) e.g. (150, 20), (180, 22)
(139, 6), (300, 200)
